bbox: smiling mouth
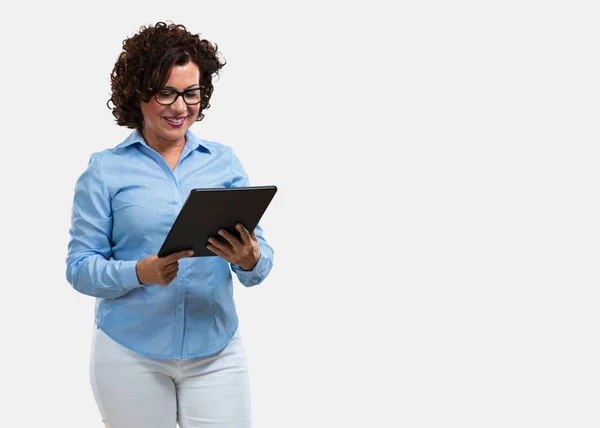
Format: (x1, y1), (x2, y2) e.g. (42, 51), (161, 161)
(164, 116), (187, 125)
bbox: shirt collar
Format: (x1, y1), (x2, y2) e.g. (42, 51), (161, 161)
(115, 128), (211, 153)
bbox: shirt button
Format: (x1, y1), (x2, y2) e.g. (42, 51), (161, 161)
(178, 277), (184, 282)
(178, 304), (183, 309)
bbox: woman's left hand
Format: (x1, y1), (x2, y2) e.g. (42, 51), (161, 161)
(207, 223), (261, 271)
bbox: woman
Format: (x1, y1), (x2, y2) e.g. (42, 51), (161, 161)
(65, 22), (274, 428)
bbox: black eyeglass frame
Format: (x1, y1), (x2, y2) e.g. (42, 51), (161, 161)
(154, 88), (203, 106)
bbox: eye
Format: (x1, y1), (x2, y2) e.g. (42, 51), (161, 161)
(184, 89), (201, 98)
(159, 90), (174, 97)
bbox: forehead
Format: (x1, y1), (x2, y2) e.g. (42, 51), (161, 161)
(164, 62), (201, 87)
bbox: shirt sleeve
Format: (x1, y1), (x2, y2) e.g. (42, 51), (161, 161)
(228, 147), (275, 287)
(65, 152), (142, 299)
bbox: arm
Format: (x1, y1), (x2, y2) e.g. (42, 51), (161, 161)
(65, 153), (141, 299)
(228, 147), (274, 287)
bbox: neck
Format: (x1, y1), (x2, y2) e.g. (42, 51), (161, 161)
(141, 130), (186, 155)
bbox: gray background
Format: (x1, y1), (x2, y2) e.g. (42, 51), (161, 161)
(0, 0), (598, 426)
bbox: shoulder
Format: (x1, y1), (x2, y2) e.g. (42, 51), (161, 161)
(92, 132), (142, 166)
(188, 134), (243, 168)
(86, 148), (117, 171)
(81, 149), (108, 171)
(192, 135), (235, 157)
(79, 142), (134, 180)
(94, 129), (144, 158)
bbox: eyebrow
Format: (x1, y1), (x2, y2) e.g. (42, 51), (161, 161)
(163, 85), (201, 90)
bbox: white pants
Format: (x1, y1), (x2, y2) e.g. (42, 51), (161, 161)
(90, 326), (252, 428)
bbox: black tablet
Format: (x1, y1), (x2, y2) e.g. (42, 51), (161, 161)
(158, 185), (277, 258)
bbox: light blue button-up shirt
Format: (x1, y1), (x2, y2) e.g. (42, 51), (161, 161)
(66, 129), (274, 359)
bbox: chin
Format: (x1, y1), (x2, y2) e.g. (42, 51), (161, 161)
(162, 122), (190, 134)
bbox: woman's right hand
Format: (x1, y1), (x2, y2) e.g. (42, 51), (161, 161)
(135, 250), (194, 286)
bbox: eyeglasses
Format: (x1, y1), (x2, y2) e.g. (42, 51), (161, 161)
(154, 88), (202, 106)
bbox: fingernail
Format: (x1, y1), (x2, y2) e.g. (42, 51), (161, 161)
(188, 251), (194, 255)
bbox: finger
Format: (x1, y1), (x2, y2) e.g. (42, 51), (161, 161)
(217, 229), (241, 248)
(163, 260), (179, 270)
(236, 223), (252, 244)
(208, 236), (232, 255)
(163, 249), (194, 264)
(207, 244), (229, 259)
(163, 270), (177, 285)
(165, 265), (179, 276)
(164, 274), (177, 285)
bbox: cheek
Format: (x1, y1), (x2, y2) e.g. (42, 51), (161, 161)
(142, 101), (167, 119)
(150, 105), (167, 118)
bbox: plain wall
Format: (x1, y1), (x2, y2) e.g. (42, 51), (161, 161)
(1, 1), (599, 427)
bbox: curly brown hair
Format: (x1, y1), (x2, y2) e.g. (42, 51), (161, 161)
(107, 22), (226, 129)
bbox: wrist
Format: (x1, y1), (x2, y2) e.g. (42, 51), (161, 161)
(239, 263), (254, 271)
(135, 261), (144, 284)
(239, 253), (260, 271)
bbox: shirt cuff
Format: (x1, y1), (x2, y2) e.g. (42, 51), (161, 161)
(119, 260), (143, 290)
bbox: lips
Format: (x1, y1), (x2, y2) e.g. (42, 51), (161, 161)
(164, 116), (187, 127)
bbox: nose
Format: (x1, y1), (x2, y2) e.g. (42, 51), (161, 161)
(171, 95), (187, 113)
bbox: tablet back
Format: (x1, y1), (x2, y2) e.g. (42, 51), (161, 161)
(158, 185), (277, 258)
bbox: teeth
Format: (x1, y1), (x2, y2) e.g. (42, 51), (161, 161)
(165, 117), (185, 123)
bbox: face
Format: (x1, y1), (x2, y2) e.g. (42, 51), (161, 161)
(140, 62), (201, 147)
